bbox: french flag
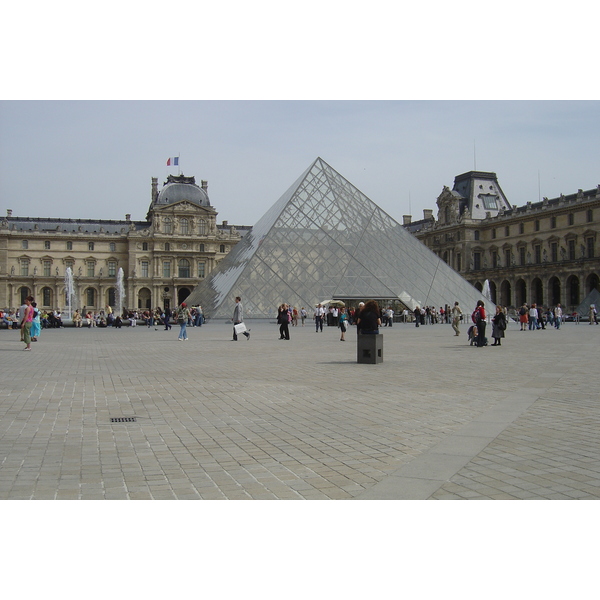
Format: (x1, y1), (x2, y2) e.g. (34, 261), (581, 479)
(167, 157), (179, 166)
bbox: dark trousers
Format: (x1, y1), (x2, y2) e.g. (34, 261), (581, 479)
(279, 323), (290, 340)
(477, 321), (487, 347)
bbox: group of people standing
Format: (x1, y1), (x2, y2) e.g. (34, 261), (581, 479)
(517, 303), (565, 330)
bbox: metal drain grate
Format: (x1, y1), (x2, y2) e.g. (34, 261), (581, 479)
(110, 417), (137, 423)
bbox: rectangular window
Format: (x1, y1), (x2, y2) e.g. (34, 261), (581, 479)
(505, 249), (511, 267)
(87, 262), (95, 277)
(65, 260), (74, 270)
(110, 242), (116, 252)
(587, 209), (593, 223)
(108, 261), (117, 277)
(456, 253), (461, 272)
(568, 239), (576, 260)
(141, 261), (149, 278)
(44, 240), (51, 250)
(198, 262), (206, 279)
(88, 242), (95, 251)
(491, 251), (498, 268)
(587, 237), (595, 258)
(568, 213), (574, 226)
(473, 252), (481, 270)
(505, 226), (510, 237)
(551, 242), (558, 262)
(43, 288), (51, 306)
(21, 260), (29, 276)
(492, 228), (496, 239)
(519, 247), (526, 265)
(67, 241), (73, 250)
(519, 223), (524, 234)
(163, 261), (171, 278)
(535, 220), (540, 232)
(535, 245), (541, 264)
(551, 216), (557, 229)
(22, 240), (28, 249)
(43, 260), (52, 276)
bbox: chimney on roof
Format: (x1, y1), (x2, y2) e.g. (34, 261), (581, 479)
(7, 209), (12, 217)
(222, 220), (228, 227)
(201, 180), (208, 190)
(423, 209), (434, 220)
(403, 215), (412, 225)
(125, 214), (131, 221)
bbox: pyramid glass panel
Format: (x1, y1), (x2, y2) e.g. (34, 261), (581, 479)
(184, 158), (490, 318)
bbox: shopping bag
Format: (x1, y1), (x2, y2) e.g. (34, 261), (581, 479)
(234, 323), (247, 335)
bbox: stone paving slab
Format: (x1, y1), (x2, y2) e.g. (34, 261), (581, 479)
(1, 318), (599, 499)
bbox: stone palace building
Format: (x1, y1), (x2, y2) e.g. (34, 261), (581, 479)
(404, 171), (600, 312)
(0, 174), (250, 313)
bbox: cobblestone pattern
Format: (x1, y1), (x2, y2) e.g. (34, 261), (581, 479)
(1, 319), (597, 499)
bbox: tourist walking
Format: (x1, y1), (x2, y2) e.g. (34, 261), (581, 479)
(232, 296), (250, 340)
(519, 303), (528, 330)
(277, 303), (291, 340)
(300, 307), (307, 326)
(339, 307), (348, 341)
(472, 300), (487, 347)
(451, 301), (462, 336)
(554, 303), (563, 329)
(176, 302), (191, 340)
(20, 295), (35, 351)
(528, 303), (538, 330)
(30, 302), (41, 342)
(163, 307), (172, 330)
(491, 305), (506, 346)
(589, 304), (598, 325)
(314, 303), (325, 332)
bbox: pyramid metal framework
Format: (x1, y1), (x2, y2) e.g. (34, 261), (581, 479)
(184, 157), (489, 319)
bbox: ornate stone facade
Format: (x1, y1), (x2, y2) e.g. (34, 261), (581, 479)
(0, 174), (251, 313)
(405, 171), (600, 312)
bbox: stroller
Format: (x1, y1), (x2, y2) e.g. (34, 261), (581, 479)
(467, 324), (487, 346)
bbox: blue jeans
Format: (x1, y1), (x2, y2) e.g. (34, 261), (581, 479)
(178, 322), (187, 339)
(529, 317), (537, 330)
(555, 317), (561, 329)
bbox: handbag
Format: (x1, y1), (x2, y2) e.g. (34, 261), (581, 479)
(234, 322), (247, 335)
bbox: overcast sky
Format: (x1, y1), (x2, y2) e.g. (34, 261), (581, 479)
(1, 100), (598, 227)
(2, 4), (599, 231)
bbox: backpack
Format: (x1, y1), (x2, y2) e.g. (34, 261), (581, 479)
(472, 309), (481, 324)
(177, 310), (185, 323)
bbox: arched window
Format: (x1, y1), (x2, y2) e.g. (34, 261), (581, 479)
(198, 219), (207, 235)
(180, 218), (189, 235)
(163, 217), (172, 234)
(178, 259), (190, 278)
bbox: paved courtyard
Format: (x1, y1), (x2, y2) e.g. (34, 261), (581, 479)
(1, 317), (599, 500)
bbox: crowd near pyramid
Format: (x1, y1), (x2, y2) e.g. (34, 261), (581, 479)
(185, 157), (488, 318)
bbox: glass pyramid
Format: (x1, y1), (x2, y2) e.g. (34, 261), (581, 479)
(185, 157), (489, 319)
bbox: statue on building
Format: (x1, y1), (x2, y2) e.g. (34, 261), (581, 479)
(33, 266), (38, 275)
(543, 249), (548, 263)
(560, 247), (567, 260)
(10, 265), (15, 275)
(56, 266), (59, 276)
(99, 268), (103, 277)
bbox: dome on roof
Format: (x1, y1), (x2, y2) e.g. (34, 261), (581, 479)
(154, 174), (210, 207)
